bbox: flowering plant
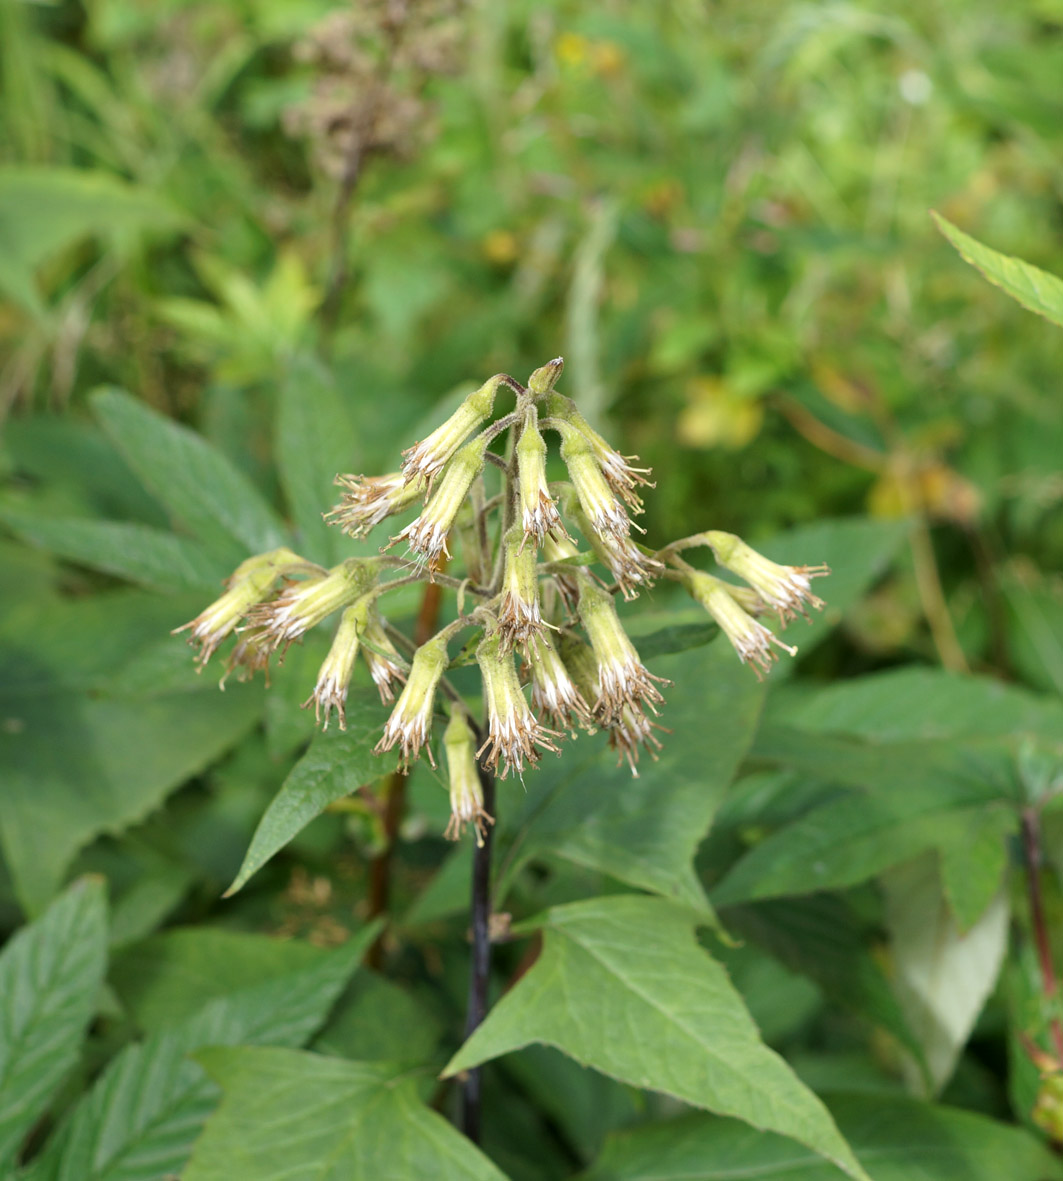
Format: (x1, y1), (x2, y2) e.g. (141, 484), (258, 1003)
(179, 358), (829, 840)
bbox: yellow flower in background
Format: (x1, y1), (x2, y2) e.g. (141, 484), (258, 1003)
(677, 377), (764, 449)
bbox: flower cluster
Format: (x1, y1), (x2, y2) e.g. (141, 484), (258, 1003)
(175, 357), (829, 839)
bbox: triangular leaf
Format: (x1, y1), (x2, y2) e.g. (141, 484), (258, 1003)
(443, 895), (870, 1181)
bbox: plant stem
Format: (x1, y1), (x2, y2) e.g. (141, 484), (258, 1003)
(461, 753), (497, 1144)
(1021, 807), (1063, 1063)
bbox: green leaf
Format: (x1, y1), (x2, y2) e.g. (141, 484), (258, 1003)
(225, 689), (390, 896)
(109, 927), (348, 1032)
(765, 666), (1063, 743)
(0, 509), (220, 592)
(583, 1091), (1063, 1180)
(25, 930), (374, 1181)
(443, 895), (870, 1181)
(882, 854), (1009, 1096)
(938, 806), (1014, 931)
(0, 590), (264, 910)
(0, 167), (182, 315)
(0, 879), (107, 1169)
(711, 732), (1011, 906)
(933, 211), (1063, 329)
(275, 354), (358, 565)
(91, 387), (288, 564)
(184, 1047), (506, 1181)
(501, 643), (766, 910)
(312, 974), (445, 1066)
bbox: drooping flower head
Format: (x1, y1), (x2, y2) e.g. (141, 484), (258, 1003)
(360, 607), (407, 703)
(303, 600), (367, 730)
(561, 489), (661, 599)
(498, 525), (547, 653)
(249, 558), (376, 651)
(682, 569), (797, 679)
(606, 704), (663, 776)
(576, 578), (667, 723)
(173, 547), (313, 668)
(401, 375), (502, 489)
(375, 630), (449, 768)
(325, 471), (426, 538)
(544, 392), (653, 513)
(526, 632), (593, 733)
(390, 434), (488, 574)
(700, 531), (829, 624)
(556, 421), (632, 542)
(516, 410), (569, 549)
(443, 711), (493, 846)
(476, 631), (560, 779)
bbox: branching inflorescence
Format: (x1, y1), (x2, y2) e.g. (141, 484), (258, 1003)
(176, 358), (829, 842)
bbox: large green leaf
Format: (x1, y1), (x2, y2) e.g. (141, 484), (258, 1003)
(0, 509), (220, 592)
(275, 355), (358, 565)
(91, 387), (289, 564)
(933, 211), (1063, 329)
(0, 682), (263, 914)
(712, 734), (1011, 906)
(0, 167), (182, 315)
(499, 643), (766, 910)
(766, 665), (1063, 743)
(0, 589), (264, 911)
(582, 1091), (1063, 1180)
(24, 930), (374, 1181)
(225, 688), (390, 895)
(184, 1047), (506, 1181)
(108, 927), (353, 1032)
(0, 879), (107, 1169)
(443, 896), (870, 1181)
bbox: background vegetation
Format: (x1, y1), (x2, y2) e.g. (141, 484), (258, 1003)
(2, 1), (1063, 1178)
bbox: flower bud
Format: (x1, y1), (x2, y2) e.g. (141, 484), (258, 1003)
(527, 633), (592, 732)
(557, 421), (631, 541)
(476, 631), (560, 779)
(361, 608), (407, 703)
(325, 471), (427, 538)
(498, 525), (546, 652)
(250, 558), (376, 651)
(527, 356), (565, 396)
(303, 601), (365, 730)
(173, 547), (312, 668)
(700, 531), (829, 623)
(682, 569), (797, 679)
(400, 375), (502, 488)
(443, 711), (493, 846)
(516, 411), (568, 548)
(576, 579), (667, 722)
(375, 631), (449, 768)
(390, 435), (487, 573)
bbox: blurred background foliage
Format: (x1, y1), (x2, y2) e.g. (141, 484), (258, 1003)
(3, 0), (1063, 1176)
(3, 0), (1063, 683)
